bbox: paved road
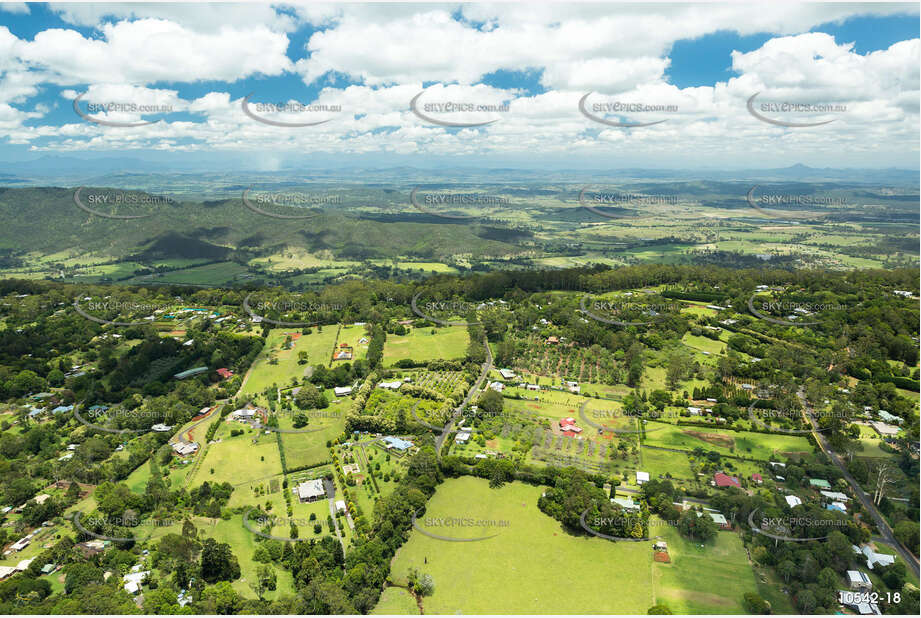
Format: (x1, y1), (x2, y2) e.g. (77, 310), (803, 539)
(798, 391), (919, 578)
(435, 337), (493, 455)
(323, 478), (346, 552)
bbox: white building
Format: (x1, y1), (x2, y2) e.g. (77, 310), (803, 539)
(636, 471), (650, 485)
(296, 479), (326, 503)
(334, 386), (353, 397)
(785, 495), (802, 508)
(377, 381), (403, 390)
(498, 369), (516, 379)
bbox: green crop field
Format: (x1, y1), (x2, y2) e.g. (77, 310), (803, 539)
(383, 325), (469, 365)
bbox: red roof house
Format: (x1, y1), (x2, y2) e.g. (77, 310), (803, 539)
(752, 473), (763, 484)
(714, 472), (741, 488)
(216, 368), (234, 379)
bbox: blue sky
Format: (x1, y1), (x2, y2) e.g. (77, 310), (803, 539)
(0, 2), (917, 170)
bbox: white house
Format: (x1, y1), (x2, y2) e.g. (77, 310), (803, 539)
(687, 406), (701, 416)
(295, 479), (326, 503)
(847, 570), (872, 592)
(785, 495), (802, 508)
(377, 381), (403, 390)
(498, 369), (516, 379)
(636, 471), (650, 485)
(334, 386), (353, 397)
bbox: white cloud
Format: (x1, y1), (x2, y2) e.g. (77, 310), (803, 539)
(17, 19), (293, 84)
(0, 4), (916, 168)
(0, 3), (29, 15)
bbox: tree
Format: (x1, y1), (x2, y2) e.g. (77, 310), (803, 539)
(742, 592), (770, 614)
(476, 389), (504, 418)
(894, 520), (919, 550)
(64, 563), (104, 594)
(648, 603), (672, 614)
(199, 538), (241, 583)
(250, 564), (277, 599)
(294, 384), (328, 410)
(199, 581), (242, 614)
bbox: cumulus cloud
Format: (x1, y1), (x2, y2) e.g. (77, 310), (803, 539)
(0, 3), (917, 167)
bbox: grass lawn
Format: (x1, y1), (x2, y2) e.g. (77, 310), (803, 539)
(242, 328), (338, 397)
(385, 477), (776, 614)
(386, 476), (654, 614)
(681, 332), (727, 355)
(653, 519), (785, 614)
(278, 392), (348, 469)
(644, 422), (813, 461)
(383, 326), (468, 365)
(193, 425), (283, 487)
(373, 587), (420, 614)
(209, 515), (296, 600)
(336, 324), (371, 361)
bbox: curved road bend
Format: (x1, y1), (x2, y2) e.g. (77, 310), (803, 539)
(435, 338), (493, 454)
(798, 391), (919, 578)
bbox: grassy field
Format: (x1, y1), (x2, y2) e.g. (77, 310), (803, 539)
(681, 332), (727, 355)
(644, 422), (813, 461)
(242, 328), (339, 397)
(278, 393), (349, 469)
(384, 476), (774, 614)
(336, 324), (371, 361)
(372, 587), (420, 614)
(192, 424), (283, 486)
(387, 476), (654, 614)
(123, 261), (249, 285)
(382, 326), (469, 365)
(653, 515), (791, 614)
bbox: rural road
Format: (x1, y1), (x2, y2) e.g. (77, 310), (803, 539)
(798, 391), (919, 578)
(435, 337), (493, 454)
(324, 478), (346, 552)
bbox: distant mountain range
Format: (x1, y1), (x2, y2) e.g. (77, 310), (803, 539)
(0, 156), (917, 187)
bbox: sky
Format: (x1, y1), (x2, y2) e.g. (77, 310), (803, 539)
(0, 1), (918, 170)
